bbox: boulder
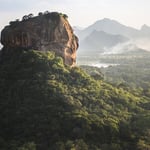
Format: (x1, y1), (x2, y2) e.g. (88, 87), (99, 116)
(1, 12), (78, 66)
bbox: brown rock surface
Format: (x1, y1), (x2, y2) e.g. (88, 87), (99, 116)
(0, 12), (78, 66)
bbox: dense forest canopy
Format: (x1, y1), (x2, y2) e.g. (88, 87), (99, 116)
(0, 49), (149, 150)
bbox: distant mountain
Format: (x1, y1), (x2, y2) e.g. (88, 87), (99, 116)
(80, 30), (129, 54)
(76, 18), (150, 55)
(140, 24), (150, 37)
(103, 42), (150, 54)
(77, 18), (140, 40)
(73, 26), (85, 31)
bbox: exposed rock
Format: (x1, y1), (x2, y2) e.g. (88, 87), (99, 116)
(0, 12), (78, 66)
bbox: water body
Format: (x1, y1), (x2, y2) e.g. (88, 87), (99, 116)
(77, 55), (119, 68)
(91, 63), (118, 68)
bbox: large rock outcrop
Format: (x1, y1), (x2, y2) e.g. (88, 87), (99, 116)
(0, 12), (78, 66)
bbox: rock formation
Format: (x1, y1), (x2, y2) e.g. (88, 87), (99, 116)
(0, 12), (78, 66)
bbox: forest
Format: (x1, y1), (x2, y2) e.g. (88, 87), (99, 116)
(0, 49), (149, 150)
(79, 52), (150, 96)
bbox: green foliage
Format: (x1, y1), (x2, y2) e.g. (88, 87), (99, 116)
(18, 142), (36, 150)
(0, 49), (149, 150)
(59, 13), (68, 19)
(80, 65), (104, 80)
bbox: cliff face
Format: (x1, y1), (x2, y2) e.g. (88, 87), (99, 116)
(0, 12), (78, 66)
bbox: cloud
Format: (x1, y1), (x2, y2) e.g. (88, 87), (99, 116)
(0, 0), (31, 12)
(133, 38), (150, 51)
(103, 37), (150, 55)
(0, 0), (63, 12)
(1, 0), (150, 31)
(0, 0), (72, 15)
(102, 42), (136, 54)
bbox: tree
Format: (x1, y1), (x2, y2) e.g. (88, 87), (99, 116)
(28, 13), (33, 18)
(38, 12), (43, 16)
(22, 15), (28, 21)
(63, 14), (68, 19)
(44, 11), (49, 14)
(18, 142), (36, 150)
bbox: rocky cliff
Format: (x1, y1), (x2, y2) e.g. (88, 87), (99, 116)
(0, 12), (78, 66)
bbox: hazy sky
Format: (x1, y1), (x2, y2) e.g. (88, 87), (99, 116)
(0, 0), (150, 31)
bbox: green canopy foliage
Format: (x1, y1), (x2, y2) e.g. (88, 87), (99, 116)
(0, 50), (149, 150)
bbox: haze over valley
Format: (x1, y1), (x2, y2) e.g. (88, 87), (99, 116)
(75, 18), (150, 57)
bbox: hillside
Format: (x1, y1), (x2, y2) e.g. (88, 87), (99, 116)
(80, 30), (129, 54)
(0, 49), (150, 150)
(76, 18), (140, 40)
(75, 18), (150, 55)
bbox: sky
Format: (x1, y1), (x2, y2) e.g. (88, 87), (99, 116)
(0, 0), (150, 32)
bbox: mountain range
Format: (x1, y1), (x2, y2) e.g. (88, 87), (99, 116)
(75, 18), (150, 55)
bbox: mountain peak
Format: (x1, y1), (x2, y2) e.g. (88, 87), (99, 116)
(141, 24), (150, 30)
(79, 17), (140, 41)
(102, 18), (111, 21)
(94, 18), (121, 25)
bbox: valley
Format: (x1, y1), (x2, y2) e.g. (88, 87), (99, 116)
(78, 52), (150, 97)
